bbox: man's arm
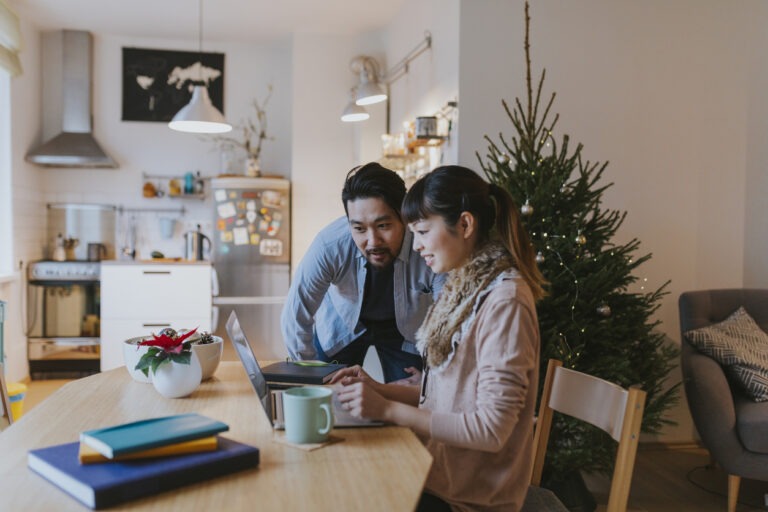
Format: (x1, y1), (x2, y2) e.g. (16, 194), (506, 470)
(281, 235), (337, 360)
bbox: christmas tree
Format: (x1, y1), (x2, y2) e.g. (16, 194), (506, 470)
(477, 2), (679, 491)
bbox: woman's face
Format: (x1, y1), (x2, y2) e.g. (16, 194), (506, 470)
(409, 214), (475, 273)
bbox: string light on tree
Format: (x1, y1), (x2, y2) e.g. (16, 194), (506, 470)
(535, 251), (545, 264)
(597, 304), (611, 317)
(497, 153), (510, 165)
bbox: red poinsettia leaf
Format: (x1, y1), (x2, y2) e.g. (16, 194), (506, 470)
(176, 328), (199, 344)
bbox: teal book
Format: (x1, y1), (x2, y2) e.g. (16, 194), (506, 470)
(28, 437), (259, 509)
(80, 413), (229, 459)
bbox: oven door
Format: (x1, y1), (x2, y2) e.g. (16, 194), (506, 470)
(27, 281), (101, 379)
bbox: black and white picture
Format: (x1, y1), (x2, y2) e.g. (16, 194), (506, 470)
(122, 47), (225, 122)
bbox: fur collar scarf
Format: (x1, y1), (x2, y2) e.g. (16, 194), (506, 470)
(416, 241), (514, 368)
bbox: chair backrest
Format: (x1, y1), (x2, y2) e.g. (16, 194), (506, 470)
(530, 359), (647, 512)
(0, 362), (12, 430)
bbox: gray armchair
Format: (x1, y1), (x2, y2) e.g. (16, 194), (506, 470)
(679, 288), (768, 512)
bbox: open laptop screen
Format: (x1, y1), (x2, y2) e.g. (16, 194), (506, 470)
(225, 311), (272, 422)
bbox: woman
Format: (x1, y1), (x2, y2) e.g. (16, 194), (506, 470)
(332, 165), (547, 511)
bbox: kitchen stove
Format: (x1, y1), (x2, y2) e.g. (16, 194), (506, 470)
(28, 261), (101, 282)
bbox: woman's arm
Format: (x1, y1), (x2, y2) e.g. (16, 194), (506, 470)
(330, 365), (421, 405)
(335, 381), (432, 436)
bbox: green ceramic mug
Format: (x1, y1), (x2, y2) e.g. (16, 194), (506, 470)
(283, 387), (334, 444)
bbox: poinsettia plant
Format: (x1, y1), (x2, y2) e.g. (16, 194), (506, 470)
(135, 328), (198, 377)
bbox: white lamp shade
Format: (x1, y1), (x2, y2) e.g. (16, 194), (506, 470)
(355, 81), (387, 106)
(168, 85), (232, 133)
(341, 101), (370, 122)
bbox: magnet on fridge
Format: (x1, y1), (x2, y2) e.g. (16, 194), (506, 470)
(246, 210), (257, 224)
(217, 219), (227, 231)
(259, 220), (269, 232)
(250, 233), (261, 245)
(233, 227), (249, 245)
(228, 191), (237, 199)
(246, 200), (256, 211)
(217, 202), (237, 219)
(220, 231), (233, 243)
(237, 201), (246, 211)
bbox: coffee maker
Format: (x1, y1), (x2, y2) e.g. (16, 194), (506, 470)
(184, 224), (211, 261)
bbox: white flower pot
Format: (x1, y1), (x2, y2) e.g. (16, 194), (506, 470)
(150, 351), (202, 399)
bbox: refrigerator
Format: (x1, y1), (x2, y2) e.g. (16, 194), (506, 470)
(210, 177), (290, 361)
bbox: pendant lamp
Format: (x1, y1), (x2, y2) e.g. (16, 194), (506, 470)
(168, 0), (231, 134)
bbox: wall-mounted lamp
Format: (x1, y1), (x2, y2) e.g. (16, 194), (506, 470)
(351, 57), (387, 106)
(342, 31), (432, 132)
(168, 0), (232, 134)
(341, 89), (371, 122)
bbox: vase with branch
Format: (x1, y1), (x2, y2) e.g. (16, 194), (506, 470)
(211, 85), (274, 176)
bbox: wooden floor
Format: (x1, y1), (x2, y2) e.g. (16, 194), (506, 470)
(19, 379), (768, 512)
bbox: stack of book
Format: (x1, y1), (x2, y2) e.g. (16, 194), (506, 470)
(27, 413), (259, 509)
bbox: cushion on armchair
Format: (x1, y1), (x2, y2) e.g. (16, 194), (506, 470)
(684, 307), (768, 402)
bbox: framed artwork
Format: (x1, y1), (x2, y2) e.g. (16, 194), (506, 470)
(122, 47), (225, 122)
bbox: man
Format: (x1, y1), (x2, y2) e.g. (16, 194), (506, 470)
(282, 162), (443, 382)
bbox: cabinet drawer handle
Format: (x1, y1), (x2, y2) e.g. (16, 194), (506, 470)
(143, 271), (172, 275)
(143, 323), (172, 328)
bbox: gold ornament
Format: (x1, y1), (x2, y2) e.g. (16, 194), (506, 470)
(521, 199), (534, 216)
(575, 233), (587, 245)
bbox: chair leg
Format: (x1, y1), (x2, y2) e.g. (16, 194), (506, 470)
(727, 474), (740, 512)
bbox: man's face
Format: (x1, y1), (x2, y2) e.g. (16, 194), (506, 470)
(346, 197), (405, 268)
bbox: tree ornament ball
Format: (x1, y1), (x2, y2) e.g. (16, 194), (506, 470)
(575, 233), (587, 246)
(535, 251), (545, 264)
(497, 153), (510, 165)
(521, 200), (534, 216)
(597, 304), (612, 317)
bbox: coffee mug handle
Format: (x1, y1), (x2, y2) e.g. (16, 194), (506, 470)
(318, 403), (333, 435)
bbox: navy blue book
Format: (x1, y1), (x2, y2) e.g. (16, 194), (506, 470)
(28, 437), (259, 509)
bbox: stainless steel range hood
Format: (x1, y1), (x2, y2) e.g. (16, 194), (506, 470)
(26, 30), (117, 168)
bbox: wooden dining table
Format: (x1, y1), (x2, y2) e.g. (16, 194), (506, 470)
(0, 362), (433, 511)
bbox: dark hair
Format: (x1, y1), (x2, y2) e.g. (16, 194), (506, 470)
(341, 162), (406, 216)
(403, 165), (546, 300)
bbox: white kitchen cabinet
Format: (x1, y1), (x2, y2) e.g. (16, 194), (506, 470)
(100, 262), (212, 371)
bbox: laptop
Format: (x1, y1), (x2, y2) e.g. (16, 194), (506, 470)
(225, 311), (383, 428)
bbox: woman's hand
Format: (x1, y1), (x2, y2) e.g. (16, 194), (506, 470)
(336, 380), (390, 421)
(327, 365), (370, 385)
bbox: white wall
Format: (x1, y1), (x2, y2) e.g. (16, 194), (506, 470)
(456, 0), (768, 442)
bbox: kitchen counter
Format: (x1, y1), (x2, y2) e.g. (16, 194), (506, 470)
(101, 259), (211, 265)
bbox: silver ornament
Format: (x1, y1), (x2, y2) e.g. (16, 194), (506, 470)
(521, 199), (534, 216)
(535, 251), (545, 264)
(597, 304), (612, 317)
(575, 233), (587, 246)
(497, 153), (510, 165)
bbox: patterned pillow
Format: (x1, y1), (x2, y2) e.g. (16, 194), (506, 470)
(685, 306), (768, 401)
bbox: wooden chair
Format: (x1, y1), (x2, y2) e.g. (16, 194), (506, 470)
(0, 363), (13, 430)
(529, 359), (647, 512)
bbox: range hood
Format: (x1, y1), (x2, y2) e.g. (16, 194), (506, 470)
(26, 30), (117, 168)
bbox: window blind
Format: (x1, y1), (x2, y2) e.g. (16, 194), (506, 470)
(0, 0), (21, 77)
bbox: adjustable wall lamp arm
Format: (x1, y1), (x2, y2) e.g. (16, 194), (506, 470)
(383, 30), (432, 85)
(348, 31), (433, 85)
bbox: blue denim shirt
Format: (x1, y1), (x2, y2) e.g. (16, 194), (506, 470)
(282, 216), (444, 360)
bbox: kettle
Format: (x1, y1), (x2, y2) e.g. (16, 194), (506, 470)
(184, 225), (211, 261)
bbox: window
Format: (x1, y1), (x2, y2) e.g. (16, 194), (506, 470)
(0, 68), (11, 277)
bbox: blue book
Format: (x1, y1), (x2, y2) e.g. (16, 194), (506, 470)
(80, 413), (229, 458)
(28, 437), (260, 509)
